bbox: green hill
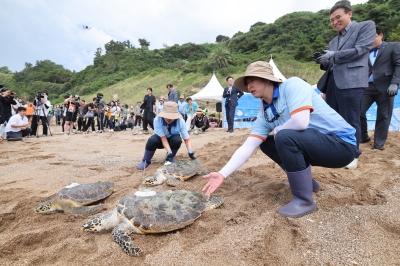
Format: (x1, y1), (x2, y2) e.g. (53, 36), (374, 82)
(1, 0), (399, 105)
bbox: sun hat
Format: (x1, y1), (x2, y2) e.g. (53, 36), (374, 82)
(196, 108), (203, 114)
(234, 61), (283, 92)
(158, 102), (182, 119)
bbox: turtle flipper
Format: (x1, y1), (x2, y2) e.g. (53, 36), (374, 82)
(204, 196), (224, 211)
(71, 204), (104, 216)
(112, 226), (142, 256)
(166, 177), (183, 187)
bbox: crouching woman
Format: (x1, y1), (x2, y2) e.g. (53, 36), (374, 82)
(202, 61), (357, 218)
(136, 102), (196, 170)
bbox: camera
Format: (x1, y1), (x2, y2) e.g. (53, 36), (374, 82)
(36, 92), (46, 98)
(312, 50), (327, 63)
(96, 93), (103, 104)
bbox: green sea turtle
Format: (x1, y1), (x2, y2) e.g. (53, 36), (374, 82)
(34, 182), (115, 215)
(142, 159), (208, 187)
(80, 189), (224, 256)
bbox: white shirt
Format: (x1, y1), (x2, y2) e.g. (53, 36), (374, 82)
(5, 114), (29, 133)
(35, 99), (51, 116)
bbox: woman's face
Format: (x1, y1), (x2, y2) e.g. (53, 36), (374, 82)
(147, 89), (152, 95)
(110, 102), (115, 106)
(164, 118), (175, 124)
(245, 77), (267, 98)
(187, 100), (192, 104)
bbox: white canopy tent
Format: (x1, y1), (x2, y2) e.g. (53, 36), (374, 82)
(269, 58), (286, 81)
(191, 73), (224, 104)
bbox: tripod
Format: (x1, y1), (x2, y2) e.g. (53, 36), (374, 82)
(32, 98), (52, 138)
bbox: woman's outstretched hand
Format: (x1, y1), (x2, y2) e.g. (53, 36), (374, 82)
(202, 172), (225, 196)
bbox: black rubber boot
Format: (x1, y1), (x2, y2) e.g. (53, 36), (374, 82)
(277, 165), (316, 218)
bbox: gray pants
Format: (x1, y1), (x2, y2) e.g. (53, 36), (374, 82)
(360, 82), (394, 147)
(6, 128), (32, 139)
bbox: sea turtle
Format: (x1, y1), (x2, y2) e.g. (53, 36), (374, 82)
(34, 182), (115, 215)
(80, 189), (224, 256)
(142, 159), (208, 187)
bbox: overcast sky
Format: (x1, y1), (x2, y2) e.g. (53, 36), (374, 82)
(1, 0), (368, 72)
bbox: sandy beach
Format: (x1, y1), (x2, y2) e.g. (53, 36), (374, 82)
(0, 126), (399, 265)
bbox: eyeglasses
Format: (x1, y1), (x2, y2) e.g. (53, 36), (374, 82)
(329, 13), (346, 23)
(330, 13), (345, 23)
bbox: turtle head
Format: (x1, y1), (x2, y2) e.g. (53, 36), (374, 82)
(34, 200), (58, 214)
(81, 216), (103, 232)
(80, 208), (118, 232)
(142, 171), (167, 186)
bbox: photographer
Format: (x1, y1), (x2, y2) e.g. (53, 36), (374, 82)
(0, 87), (18, 124)
(83, 98), (97, 134)
(77, 100), (86, 132)
(5, 106), (31, 140)
(95, 93), (106, 133)
(31, 92), (50, 137)
(63, 95), (79, 135)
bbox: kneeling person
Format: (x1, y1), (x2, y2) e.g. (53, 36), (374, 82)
(137, 102), (196, 170)
(5, 107), (32, 139)
(190, 108), (209, 133)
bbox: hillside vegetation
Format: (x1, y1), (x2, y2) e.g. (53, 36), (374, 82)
(1, 0), (399, 104)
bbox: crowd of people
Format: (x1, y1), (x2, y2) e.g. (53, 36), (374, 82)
(0, 83), (222, 141)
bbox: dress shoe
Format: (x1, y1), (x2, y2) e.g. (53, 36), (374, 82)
(228, 129), (233, 133)
(361, 137), (371, 143)
(373, 145), (384, 150)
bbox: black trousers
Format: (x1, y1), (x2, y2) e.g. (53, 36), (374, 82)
(135, 115), (142, 127)
(360, 83), (394, 147)
(31, 115), (48, 135)
(77, 117), (84, 131)
(7, 128), (32, 139)
(142, 109), (154, 130)
(260, 128), (357, 172)
(97, 112), (105, 131)
(325, 72), (364, 158)
(225, 103), (235, 130)
(83, 117), (94, 131)
(145, 134), (182, 151)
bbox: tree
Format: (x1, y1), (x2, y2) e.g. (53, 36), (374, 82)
(208, 47), (233, 68)
(94, 47), (103, 66)
(0, 66), (11, 74)
(216, 35), (230, 43)
(138, 38), (150, 49)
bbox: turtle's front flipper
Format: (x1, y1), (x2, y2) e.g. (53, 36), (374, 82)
(166, 177), (183, 187)
(112, 226), (142, 256)
(71, 204), (104, 216)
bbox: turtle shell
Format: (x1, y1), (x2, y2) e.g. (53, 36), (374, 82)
(57, 182), (115, 204)
(161, 160), (202, 180)
(117, 190), (207, 233)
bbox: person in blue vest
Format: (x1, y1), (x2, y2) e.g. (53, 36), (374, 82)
(202, 61), (357, 218)
(223, 76), (244, 133)
(137, 102), (196, 170)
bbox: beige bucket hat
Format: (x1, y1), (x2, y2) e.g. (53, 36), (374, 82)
(158, 102), (182, 119)
(234, 61), (283, 92)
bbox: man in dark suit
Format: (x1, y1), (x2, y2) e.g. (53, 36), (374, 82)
(223, 76), (244, 133)
(316, 1), (375, 169)
(360, 26), (400, 150)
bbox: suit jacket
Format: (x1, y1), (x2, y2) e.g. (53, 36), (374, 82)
(368, 41), (400, 92)
(223, 85), (244, 107)
(317, 20), (376, 92)
(168, 89), (179, 103)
